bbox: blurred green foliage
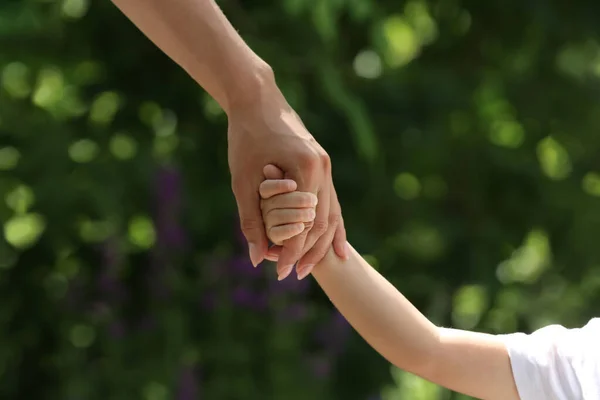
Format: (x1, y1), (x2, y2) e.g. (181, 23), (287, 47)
(2, 0), (600, 399)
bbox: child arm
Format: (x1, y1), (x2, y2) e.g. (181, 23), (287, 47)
(312, 247), (520, 400)
(259, 168), (520, 399)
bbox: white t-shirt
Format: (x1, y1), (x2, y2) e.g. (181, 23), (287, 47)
(501, 318), (600, 400)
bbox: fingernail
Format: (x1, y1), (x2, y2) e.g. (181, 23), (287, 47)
(277, 265), (294, 281)
(344, 242), (351, 260)
(297, 264), (314, 280)
(248, 243), (263, 267)
(265, 253), (279, 262)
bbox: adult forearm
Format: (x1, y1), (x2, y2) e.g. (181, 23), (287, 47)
(111, 0), (275, 114)
(311, 245), (440, 376)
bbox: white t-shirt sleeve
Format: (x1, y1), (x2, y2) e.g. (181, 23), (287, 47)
(500, 318), (600, 400)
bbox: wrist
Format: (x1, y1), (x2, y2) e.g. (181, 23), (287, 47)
(224, 62), (288, 120)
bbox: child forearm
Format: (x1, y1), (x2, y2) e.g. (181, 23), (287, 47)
(311, 245), (440, 376)
(311, 244), (520, 400)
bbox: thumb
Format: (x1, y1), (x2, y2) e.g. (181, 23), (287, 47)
(263, 164), (285, 180)
(234, 180), (268, 267)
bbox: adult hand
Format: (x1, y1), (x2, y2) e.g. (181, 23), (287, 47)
(227, 83), (348, 279)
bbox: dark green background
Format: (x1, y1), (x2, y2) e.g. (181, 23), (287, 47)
(1, 0), (600, 399)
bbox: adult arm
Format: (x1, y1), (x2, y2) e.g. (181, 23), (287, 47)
(110, 0), (349, 272)
(111, 0), (271, 113)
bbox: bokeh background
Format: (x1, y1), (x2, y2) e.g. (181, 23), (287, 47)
(2, 0), (600, 399)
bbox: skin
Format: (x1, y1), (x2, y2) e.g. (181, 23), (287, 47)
(259, 165), (521, 400)
(110, 0), (349, 278)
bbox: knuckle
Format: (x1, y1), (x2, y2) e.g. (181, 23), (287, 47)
(303, 243), (328, 263)
(301, 193), (316, 207)
(274, 180), (286, 192)
(260, 199), (267, 210)
(304, 208), (316, 221)
(298, 209), (309, 221)
(270, 197), (283, 210)
(282, 241), (303, 258)
(258, 182), (270, 198)
(281, 252), (301, 266)
(279, 180), (294, 193)
(304, 220), (315, 231)
(319, 152), (331, 169)
(282, 224), (300, 239)
(312, 220), (328, 235)
(328, 213), (342, 227)
(268, 229), (283, 245)
(297, 150), (320, 172)
(334, 220), (347, 241)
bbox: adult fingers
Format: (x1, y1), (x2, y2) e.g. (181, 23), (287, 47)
(259, 179), (297, 199)
(266, 246), (302, 280)
(275, 150), (326, 274)
(332, 219), (348, 260)
(330, 184), (348, 260)
(232, 176), (268, 267)
(295, 216), (337, 280)
(295, 175), (331, 271)
(296, 181), (344, 278)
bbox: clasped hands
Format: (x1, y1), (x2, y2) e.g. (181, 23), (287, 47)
(259, 165), (332, 280)
(227, 95), (347, 280)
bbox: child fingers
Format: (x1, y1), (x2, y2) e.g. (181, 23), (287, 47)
(268, 223), (306, 246)
(264, 208), (316, 229)
(259, 179), (297, 199)
(260, 192), (317, 212)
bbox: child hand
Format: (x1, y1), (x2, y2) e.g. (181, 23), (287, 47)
(259, 165), (317, 280)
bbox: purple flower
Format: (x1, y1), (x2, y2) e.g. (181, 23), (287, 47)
(89, 302), (110, 319)
(158, 222), (187, 249)
(65, 277), (84, 310)
(101, 238), (120, 269)
(251, 292), (268, 311)
(232, 287), (268, 311)
(314, 311), (351, 355)
(137, 315), (157, 332)
(278, 303), (309, 322)
(200, 292), (216, 310)
(108, 321), (126, 339)
(154, 165), (186, 250)
(232, 287), (253, 305)
(306, 355), (332, 379)
(98, 272), (126, 301)
(98, 238), (127, 303)
(156, 165), (182, 206)
(234, 222), (248, 249)
(229, 256), (261, 277)
(268, 272), (310, 295)
(177, 365), (200, 400)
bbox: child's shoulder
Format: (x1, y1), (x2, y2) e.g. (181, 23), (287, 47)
(584, 317), (600, 329)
